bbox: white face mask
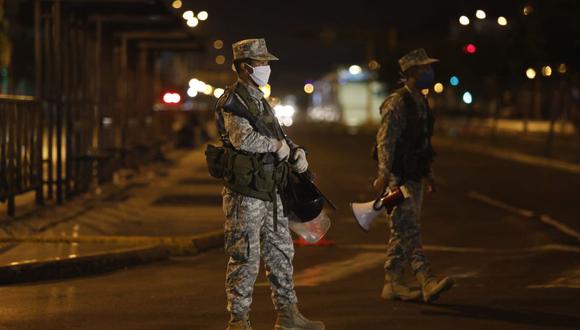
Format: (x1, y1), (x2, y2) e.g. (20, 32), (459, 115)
(247, 64), (271, 87)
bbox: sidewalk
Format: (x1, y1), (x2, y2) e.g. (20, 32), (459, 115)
(0, 147), (225, 284)
(437, 118), (580, 165)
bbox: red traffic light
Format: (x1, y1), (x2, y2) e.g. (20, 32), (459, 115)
(162, 92), (181, 104)
(463, 44), (477, 54)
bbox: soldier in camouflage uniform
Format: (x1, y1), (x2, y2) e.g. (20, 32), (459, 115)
(374, 48), (454, 303)
(217, 39), (324, 330)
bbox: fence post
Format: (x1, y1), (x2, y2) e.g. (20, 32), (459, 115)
(34, 0), (44, 206)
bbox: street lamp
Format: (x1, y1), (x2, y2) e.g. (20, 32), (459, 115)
(558, 63), (567, 74)
(304, 83), (314, 94)
(497, 16), (508, 26)
(203, 84), (214, 95)
(213, 40), (224, 50)
(526, 68), (537, 79)
(187, 88), (198, 98)
(434, 83), (444, 94)
(182, 10), (194, 20)
(476, 10), (486, 19)
(171, 0), (182, 9)
(368, 60), (380, 70)
(459, 16), (470, 26)
(348, 65), (362, 75)
(198, 11), (209, 21)
(462, 92), (473, 104)
(542, 66), (552, 77)
(214, 88), (225, 98)
(187, 18), (199, 27)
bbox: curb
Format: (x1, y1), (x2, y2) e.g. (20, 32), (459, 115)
(0, 230), (224, 285)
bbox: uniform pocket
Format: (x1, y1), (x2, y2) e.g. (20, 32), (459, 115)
(230, 154), (255, 186)
(225, 229), (250, 262)
(205, 144), (226, 178)
(254, 169), (274, 192)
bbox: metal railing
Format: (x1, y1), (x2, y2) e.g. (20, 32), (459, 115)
(0, 0), (203, 217)
(0, 95), (43, 216)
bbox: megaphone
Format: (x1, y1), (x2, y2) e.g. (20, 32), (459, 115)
(351, 186), (411, 232)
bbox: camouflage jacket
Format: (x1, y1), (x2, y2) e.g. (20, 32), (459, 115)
(219, 79), (298, 154)
(376, 85), (434, 187)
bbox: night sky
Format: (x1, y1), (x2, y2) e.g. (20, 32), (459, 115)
(184, 0), (539, 93)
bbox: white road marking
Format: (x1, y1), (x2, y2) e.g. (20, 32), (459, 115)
(527, 284), (580, 289)
(449, 271), (479, 279)
(468, 191), (535, 218)
(539, 214), (580, 242)
(527, 267), (580, 290)
(468, 191), (580, 242)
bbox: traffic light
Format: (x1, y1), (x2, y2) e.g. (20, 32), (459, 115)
(463, 43), (477, 54)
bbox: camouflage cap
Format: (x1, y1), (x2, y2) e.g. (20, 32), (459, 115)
(232, 38), (279, 61)
(398, 48), (439, 72)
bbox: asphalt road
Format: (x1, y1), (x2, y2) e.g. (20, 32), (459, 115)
(0, 124), (578, 330)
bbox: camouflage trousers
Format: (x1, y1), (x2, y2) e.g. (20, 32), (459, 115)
(384, 179), (431, 275)
(222, 187), (298, 316)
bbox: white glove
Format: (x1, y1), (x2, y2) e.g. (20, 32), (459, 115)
(275, 140), (290, 161)
(292, 148), (308, 173)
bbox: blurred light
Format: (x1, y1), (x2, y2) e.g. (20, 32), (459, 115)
(171, 0), (182, 9)
(187, 87), (198, 98)
(526, 68), (537, 79)
(368, 60), (380, 70)
(182, 10), (194, 20)
(215, 55), (226, 65)
(304, 83), (314, 94)
(558, 63), (567, 74)
(542, 66), (552, 77)
(203, 84), (213, 95)
(187, 18), (199, 27)
(213, 40), (224, 49)
(459, 16), (470, 26)
(523, 4), (534, 16)
(497, 16), (508, 26)
(231, 64), (236, 72)
(450, 76), (460, 86)
(274, 105), (296, 118)
(189, 78), (207, 92)
(281, 118), (294, 127)
(260, 84), (271, 98)
(462, 92), (473, 104)
(348, 65), (362, 75)
(421, 89), (429, 96)
(198, 11), (208, 21)
(102, 117), (113, 126)
(476, 10), (486, 19)
(434, 83), (444, 93)
(163, 92), (181, 104)
(213, 88), (225, 98)
(464, 43), (477, 54)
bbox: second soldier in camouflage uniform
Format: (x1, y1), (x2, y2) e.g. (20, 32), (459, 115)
(215, 39), (324, 330)
(374, 48), (454, 303)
